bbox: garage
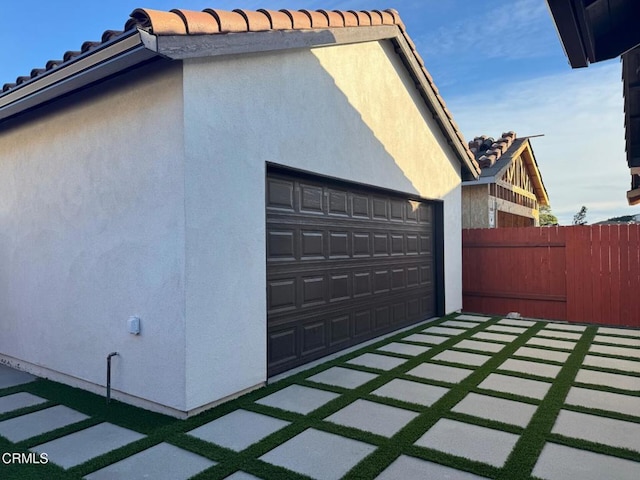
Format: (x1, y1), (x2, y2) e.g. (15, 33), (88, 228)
(266, 167), (444, 375)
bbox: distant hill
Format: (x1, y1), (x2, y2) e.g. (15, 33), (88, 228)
(593, 213), (640, 225)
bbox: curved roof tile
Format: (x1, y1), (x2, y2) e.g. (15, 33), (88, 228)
(203, 9), (246, 33)
(171, 9), (220, 34)
(257, 9), (293, 30)
(234, 9), (271, 32)
(279, 9), (312, 29)
(300, 9), (329, 28)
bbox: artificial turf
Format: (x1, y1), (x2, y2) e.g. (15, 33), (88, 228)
(1, 313), (639, 479)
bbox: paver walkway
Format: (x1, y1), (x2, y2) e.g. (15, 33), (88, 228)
(1, 314), (640, 479)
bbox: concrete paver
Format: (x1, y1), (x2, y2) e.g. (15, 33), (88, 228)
(513, 346), (570, 363)
(598, 327), (640, 338)
(455, 339), (504, 353)
(403, 333), (449, 345)
(497, 319), (537, 327)
(256, 384), (339, 415)
(451, 392), (537, 428)
(415, 419), (519, 467)
(376, 455), (489, 479)
(565, 386), (640, 417)
(188, 410), (289, 451)
(0, 405), (88, 442)
(478, 373), (551, 400)
(589, 344), (640, 359)
(498, 359), (562, 379)
(545, 323), (587, 332)
(486, 325), (527, 334)
(85, 442), (215, 480)
(532, 442), (640, 480)
(422, 326), (467, 336)
(432, 350), (491, 367)
(537, 329), (582, 340)
(575, 369), (640, 391)
(407, 363), (474, 384)
(472, 332), (518, 343)
(552, 409), (640, 452)
(347, 353), (407, 371)
(259, 428), (375, 480)
(307, 366), (378, 389)
(456, 314), (490, 322)
(0, 392), (47, 415)
(527, 337), (575, 351)
(440, 320), (478, 329)
(31, 422), (144, 469)
(593, 335), (640, 347)
(0, 365), (35, 389)
(377, 342), (430, 357)
(582, 354), (640, 373)
(223, 472), (261, 480)
(371, 379), (449, 407)
(325, 399), (418, 437)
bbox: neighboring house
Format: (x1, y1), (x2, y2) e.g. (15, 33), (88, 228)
(546, 0), (640, 205)
(0, 7), (479, 417)
(462, 132), (549, 228)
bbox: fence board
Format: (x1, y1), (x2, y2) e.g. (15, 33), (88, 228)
(462, 225), (640, 327)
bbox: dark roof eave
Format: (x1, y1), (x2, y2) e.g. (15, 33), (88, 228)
(546, 0), (590, 68)
(0, 30), (158, 124)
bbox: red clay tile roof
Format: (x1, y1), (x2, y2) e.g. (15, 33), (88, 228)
(0, 7), (480, 176)
(469, 131), (517, 169)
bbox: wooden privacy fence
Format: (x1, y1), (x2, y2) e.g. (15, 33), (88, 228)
(462, 225), (640, 327)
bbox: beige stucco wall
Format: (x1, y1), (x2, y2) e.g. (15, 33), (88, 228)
(182, 39), (464, 411)
(0, 62), (189, 412)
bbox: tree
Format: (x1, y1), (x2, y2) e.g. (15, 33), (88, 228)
(572, 205), (588, 225)
(539, 205), (558, 226)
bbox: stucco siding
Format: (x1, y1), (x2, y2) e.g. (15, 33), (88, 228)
(182, 40), (463, 410)
(0, 62), (188, 411)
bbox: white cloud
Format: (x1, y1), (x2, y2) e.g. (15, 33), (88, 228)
(419, 0), (555, 60)
(446, 60), (638, 224)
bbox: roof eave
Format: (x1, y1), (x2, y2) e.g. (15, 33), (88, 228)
(0, 30), (158, 124)
(545, 0), (590, 68)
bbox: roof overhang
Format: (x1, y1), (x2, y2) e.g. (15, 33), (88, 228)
(546, 0), (640, 68)
(0, 31), (157, 124)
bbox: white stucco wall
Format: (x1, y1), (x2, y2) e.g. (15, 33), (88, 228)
(0, 38), (465, 416)
(182, 39), (463, 411)
(0, 63), (188, 412)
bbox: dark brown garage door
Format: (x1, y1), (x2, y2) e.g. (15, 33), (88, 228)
(266, 168), (440, 376)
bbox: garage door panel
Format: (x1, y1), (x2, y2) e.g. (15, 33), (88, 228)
(268, 230), (296, 259)
(330, 315), (351, 346)
(329, 232), (349, 258)
(354, 309), (372, 336)
(267, 178), (295, 210)
(301, 321), (326, 355)
(268, 328), (297, 367)
(328, 190), (349, 216)
(268, 279), (297, 312)
(267, 170), (437, 376)
(301, 230), (324, 258)
(300, 183), (324, 214)
(374, 306), (390, 329)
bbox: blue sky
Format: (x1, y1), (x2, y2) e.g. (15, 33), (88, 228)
(0, 0), (633, 224)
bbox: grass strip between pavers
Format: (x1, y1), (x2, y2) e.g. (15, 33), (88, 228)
(2, 314), (640, 479)
(495, 325), (597, 480)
